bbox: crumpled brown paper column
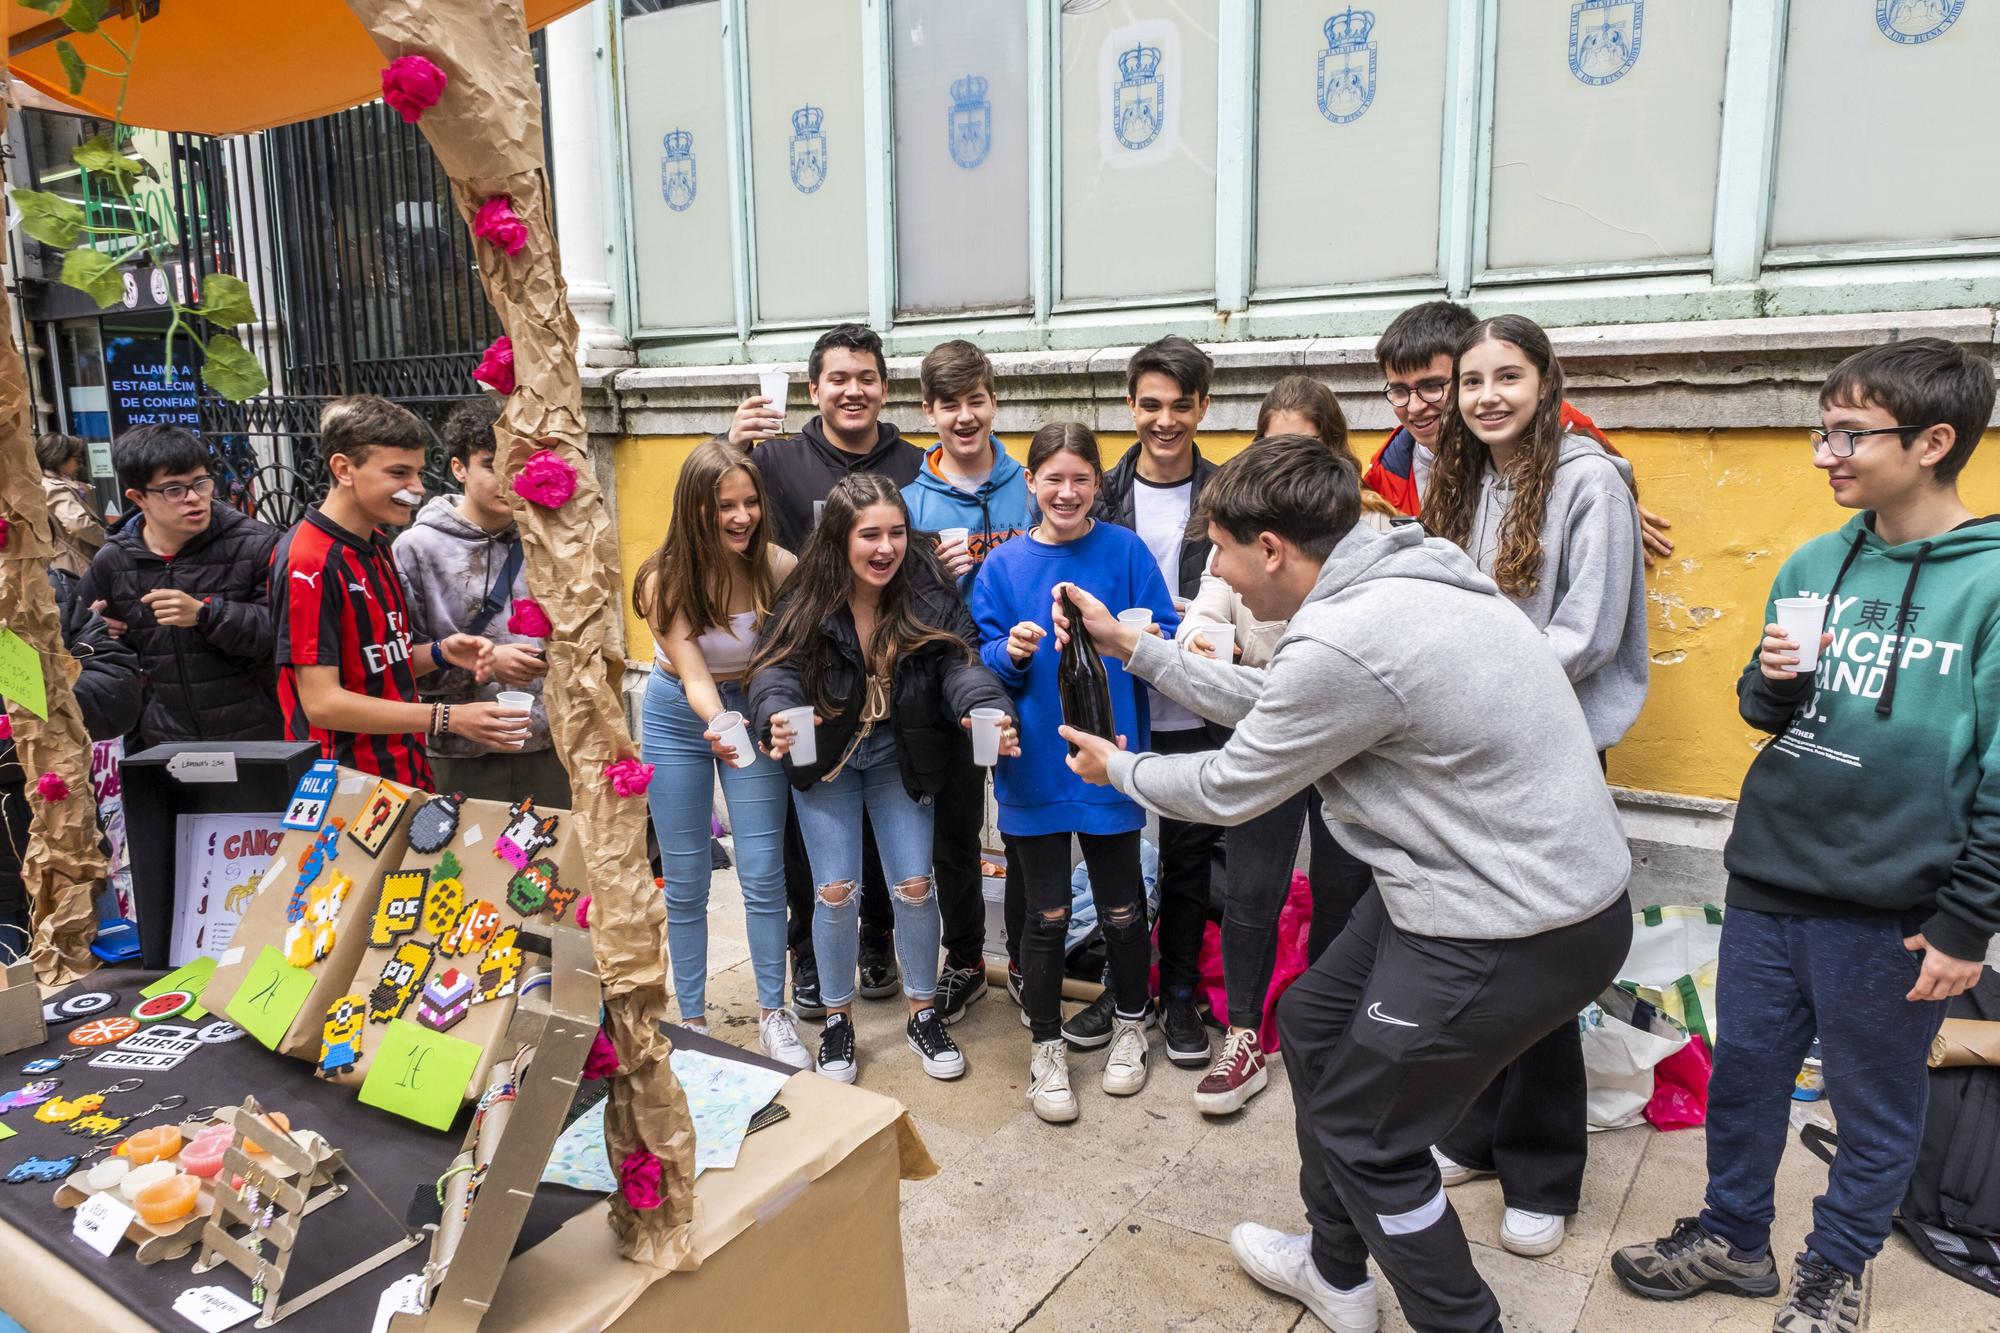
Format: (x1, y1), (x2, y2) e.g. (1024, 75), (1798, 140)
(338, 0), (695, 1268)
(0, 88), (108, 985)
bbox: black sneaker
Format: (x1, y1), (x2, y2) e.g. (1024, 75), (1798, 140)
(792, 953), (826, 1021)
(1007, 960), (1030, 1029)
(1774, 1252), (1862, 1333)
(1162, 997), (1212, 1067)
(858, 936), (900, 999)
(1611, 1217), (1781, 1301)
(1063, 991), (1154, 1049)
(936, 958), (988, 1026)
(906, 1007), (966, 1080)
(816, 1013), (857, 1083)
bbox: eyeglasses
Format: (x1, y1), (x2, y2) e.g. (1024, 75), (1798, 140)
(1384, 378), (1451, 408)
(1807, 426), (1921, 459)
(141, 475), (217, 503)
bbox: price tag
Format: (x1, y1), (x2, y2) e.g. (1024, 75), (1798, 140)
(145, 956), (218, 1022)
(359, 1018), (483, 1129)
(167, 751), (239, 784)
(0, 629), (48, 720)
(173, 1284), (261, 1331)
(371, 1272), (428, 1333)
(73, 1190), (136, 1257)
(282, 759), (340, 831)
(224, 946), (316, 1049)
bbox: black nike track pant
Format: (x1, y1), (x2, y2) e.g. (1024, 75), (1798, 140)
(1274, 888), (1630, 1332)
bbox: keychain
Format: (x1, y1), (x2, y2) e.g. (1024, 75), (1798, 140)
(0, 1079), (64, 1115)
(2, 1103), (201, 1184)
(20, 1050), (90, 1076)
(67, 1092), (189, 1138)
(33, 1078), (144, 1124)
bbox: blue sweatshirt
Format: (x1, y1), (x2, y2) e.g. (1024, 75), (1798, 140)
(971, 521), (1180, 837)
(902, 440), (1033, 597)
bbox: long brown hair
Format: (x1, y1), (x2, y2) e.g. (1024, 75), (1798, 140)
(746, 473), (969, 717)
(630, 439), (778, 640)
(1255, 375), (1399, 520)
(1423, 315), (1567, 597)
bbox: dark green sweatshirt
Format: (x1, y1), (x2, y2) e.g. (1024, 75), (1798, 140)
(1725, 512), (2000, 962)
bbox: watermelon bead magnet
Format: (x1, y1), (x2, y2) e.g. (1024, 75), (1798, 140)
(132, 992), (196, 1023)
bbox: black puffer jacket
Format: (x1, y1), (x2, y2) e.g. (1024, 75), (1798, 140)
(748, 570), (1014, 798)
(1095, 444), (1219, 599)
(77, 502), (282, 745)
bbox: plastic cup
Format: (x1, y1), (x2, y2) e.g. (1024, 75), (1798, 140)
(494, 690), (534, 750)
(1116, 608), (1153, 627)
(938, 526), (970, 548)
(813, 500), (826, 527)
(968, 708), (1007, 767)
(757, 370), (789, 417)
(710, 710), (756, 770)
(1774, 598), (1830, 672)
(776, 705), (817, 766)
(1194, 623), (1236, 661)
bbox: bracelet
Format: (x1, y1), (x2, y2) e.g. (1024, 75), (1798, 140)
(441, 704), (452, 737)
(429, 703), (443, 737)
(430, 641), (447, 671)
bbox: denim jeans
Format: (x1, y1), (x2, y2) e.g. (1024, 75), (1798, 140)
(642, 670), (790, 1019)
(1013, 828), (1151, 1042)
(792, 729), (941, 1007)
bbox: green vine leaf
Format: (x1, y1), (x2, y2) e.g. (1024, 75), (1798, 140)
(196, 273), (257, 329)
(18, 0), (64, 15)
(12, 189), (85, 248)
(200, 332), (269, 402)
(73, 135), (144, 181)
(62, 0), (107, 33)
(59, 248), (124, 307)
(54, 39), (85, 94)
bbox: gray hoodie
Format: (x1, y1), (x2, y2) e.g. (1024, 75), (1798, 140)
(392, 497), (552, 759)
(1106, 521), (1630, 940)
(1466, 434), (1648, 750)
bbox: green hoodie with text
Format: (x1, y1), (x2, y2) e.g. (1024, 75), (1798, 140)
(1724, 512), (2000, 962)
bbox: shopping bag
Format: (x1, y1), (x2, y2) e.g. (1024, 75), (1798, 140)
(1620, 903), (1727, 1043)
(1645, 1033), (1713, 1131)
(1192, 870), (1314, 1052)
(1581, 985), (1691, 1130)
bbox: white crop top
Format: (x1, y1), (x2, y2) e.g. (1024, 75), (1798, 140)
(657, 610), (758, 677)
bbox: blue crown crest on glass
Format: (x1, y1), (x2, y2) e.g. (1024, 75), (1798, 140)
(663, 128), (693, 161)
(1324, 7), (1374, 47)
(951, 74), (989, 107)
(792, 104), (825, 137)
(1117, 43), (1161, 81)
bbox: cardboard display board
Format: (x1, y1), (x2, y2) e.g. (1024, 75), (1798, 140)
(199, 772), (418, 1058)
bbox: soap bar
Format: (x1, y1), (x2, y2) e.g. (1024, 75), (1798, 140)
(123, 1125), (183, 1166)
(133, 1172), (200, 1225)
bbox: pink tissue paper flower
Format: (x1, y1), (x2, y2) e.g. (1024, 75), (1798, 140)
(583, 1028), (620, 1081)
(473, 196), (529, 257)
(0, 515), (10, 550)
(513, 449), (577, 509)
(506, 597), (551, 638)
(576, 896), (592, 930)
(36, 772), (69, 802)
(619, 1150), (663, 1210)
(0, 715), (11, 740)
(472, 335), (514, 395)
(605, 758), (655, 798)
(380, 55), (447, 123)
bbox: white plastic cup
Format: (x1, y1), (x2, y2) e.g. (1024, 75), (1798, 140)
(757, 370), (789, 419)
(938, 526), (970, 548)
(813, 500), (826, 527)
(494, 690), (533, 749)
(1194, 623), (1236, 661)
(1116, 608), (1154, 627)
(968, 708), (1006, 767)
(710, 710), (756, 770)
(1775, 597), (1831, 672)
(776, 705), (817, 766)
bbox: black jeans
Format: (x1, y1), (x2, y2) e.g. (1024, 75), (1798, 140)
(1220, 787), (1375, 1031)
(1153, 727), (1225, 1000)
(1278, 889), (1630, 1332)
(1013, 829), (1150, 1042)
(785, 801), (892, 964)
(930, 735), (987, 967)
(1437, 1021), (1589, 1214)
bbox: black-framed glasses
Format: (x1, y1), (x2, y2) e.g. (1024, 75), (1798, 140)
(141, 475), (217, 503)
(1808, 426), (1921, 459)
(1384, 378), (1451, 408)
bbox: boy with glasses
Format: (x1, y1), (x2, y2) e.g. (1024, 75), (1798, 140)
(80, 424), (285, 748)
(1614, 338), (1998, 1332)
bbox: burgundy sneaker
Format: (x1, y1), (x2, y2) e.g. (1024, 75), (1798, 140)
(1193, 1028), (1269, 1115)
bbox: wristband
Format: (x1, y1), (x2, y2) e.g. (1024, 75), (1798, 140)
(430, 641), (447, 671)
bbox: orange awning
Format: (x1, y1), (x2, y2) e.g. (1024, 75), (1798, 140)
(6, 0), (589, 136)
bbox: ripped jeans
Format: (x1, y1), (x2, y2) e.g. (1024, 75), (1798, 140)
(790, 729), (940, 1007)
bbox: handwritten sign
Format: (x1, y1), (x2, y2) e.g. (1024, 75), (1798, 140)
(173, 1285), (261, 1331)
(0, 629), (48, 720)
(149, 956), (218, 1022)
(73, 1190), (136, 1257)
(224, 946), (315, 1049)
(358, 1018), (481, 1130)
(282, 760), (340, 831)
(167, 752), (239, 784)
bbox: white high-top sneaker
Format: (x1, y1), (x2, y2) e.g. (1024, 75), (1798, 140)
(1102, 1013), (1151, 1096)
(1028, 1038), (1078, 1123)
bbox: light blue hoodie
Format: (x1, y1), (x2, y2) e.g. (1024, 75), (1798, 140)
(901, 439), (1033, 595)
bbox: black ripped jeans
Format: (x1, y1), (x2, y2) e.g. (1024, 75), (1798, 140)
(1011, 828), (1152, 1043)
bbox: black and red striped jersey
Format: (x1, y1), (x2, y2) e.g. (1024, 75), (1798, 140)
(270, 509), (434, 790)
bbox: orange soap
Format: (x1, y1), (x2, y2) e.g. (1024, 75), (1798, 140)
(123, 1125), (183, 1166)
(242, 1111), (291, 1155)
(133, 1172), (200, 1226)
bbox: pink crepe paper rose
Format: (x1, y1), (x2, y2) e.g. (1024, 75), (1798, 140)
(583, 1029), (620, 1081)
(381, 55), (448, 123)
(0, 715), (11, 740)
(619, 1150), (664, 1210)
(576, 896), (592, 930)
(36, 772), (69, 802)
(513, 449), (577, 509)
(472, 336), (514, 395)
(473, 196), (529, 257)
(605, 758), (655, 798)
(0, 515), (10, 550)
(506, 597), (551, 638)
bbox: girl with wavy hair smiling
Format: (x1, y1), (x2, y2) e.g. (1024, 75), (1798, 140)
(632, 439), (807, 1067)
(1422, 313), (1649, 1258)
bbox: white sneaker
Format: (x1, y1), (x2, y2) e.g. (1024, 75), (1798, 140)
(1430, 1145), (1493, 1188)
(1228, 1222), (1379, 1333)
(1500, 1207), (1565, 1257)
(1102, 1013), (1150, 1096)
(1029, 1039), (1078, 1123)
(758, 1008), (812, 1071)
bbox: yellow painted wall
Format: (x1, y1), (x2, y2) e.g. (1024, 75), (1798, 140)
(614, 430), (2000, 803)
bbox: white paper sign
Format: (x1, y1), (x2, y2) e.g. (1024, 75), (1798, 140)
(167, 751), (239, 784)
(371, 1272), (429, 1333)
(173, 1284), (261, 1331)
(172, 813), (286, 965)
(73, 1191), (136, 1256)
(461, 823), (483, 849)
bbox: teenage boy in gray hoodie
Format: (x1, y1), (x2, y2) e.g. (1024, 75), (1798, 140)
(1057, 435), (1633, 1333)
(392, 398), (571, 806)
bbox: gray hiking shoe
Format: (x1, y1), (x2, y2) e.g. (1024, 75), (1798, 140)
(1611, 1217), (1781, 1301)
(1773, 1252), (1861, 1333)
